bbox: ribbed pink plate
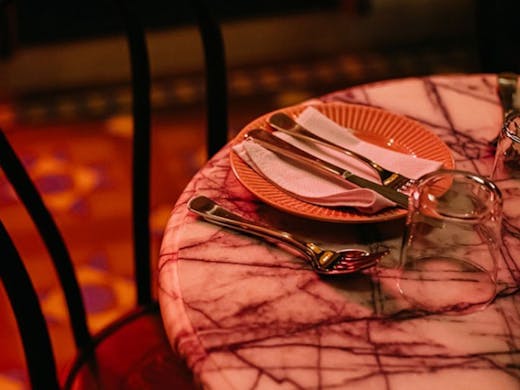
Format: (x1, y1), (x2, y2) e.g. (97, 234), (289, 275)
(230, 102), (454, 223)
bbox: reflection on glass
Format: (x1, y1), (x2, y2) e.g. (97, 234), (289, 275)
(398, 169), (502, 315)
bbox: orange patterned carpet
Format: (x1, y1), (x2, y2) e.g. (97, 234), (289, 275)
(0, 112), (199, 387)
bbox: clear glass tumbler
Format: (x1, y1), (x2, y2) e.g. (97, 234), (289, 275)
(398, 169), (503, 315)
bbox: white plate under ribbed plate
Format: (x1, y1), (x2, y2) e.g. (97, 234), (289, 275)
(230, 102), (454, 223)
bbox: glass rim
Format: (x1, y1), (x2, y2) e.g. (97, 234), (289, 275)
(412, 168), (503, 221)
(502, 110), (520, 143)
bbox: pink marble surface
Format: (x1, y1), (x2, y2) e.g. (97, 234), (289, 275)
(158, 75), (520, 389)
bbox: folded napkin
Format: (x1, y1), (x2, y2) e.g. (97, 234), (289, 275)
(296, 107), (442, 180)
(233, 107), (442, 214)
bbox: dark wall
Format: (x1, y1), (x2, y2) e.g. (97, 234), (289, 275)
(14, 1), (340, 45)
(475, 0), (520, 73)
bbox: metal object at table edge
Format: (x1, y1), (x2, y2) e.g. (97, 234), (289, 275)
(492, 72), (519, 145)
(498, 72), (518, 115)
(188, 195), (390, 275)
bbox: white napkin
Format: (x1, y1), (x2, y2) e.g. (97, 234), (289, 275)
(233, 107), (443, 214)
(296, 107), (442, 179)
(235, 140), (396, 213)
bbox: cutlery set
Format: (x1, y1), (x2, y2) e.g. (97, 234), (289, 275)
(268, 112), (415, 192)
(188, 110), (412, 275)
(189, 73), (517, 275)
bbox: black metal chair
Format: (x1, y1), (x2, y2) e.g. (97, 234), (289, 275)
(0, 207), (197, 389)
(0, 219), (61, 388)
(0, 126), (197, 387)
(191, 0), (229, 158)
(0, 0), (198, 388)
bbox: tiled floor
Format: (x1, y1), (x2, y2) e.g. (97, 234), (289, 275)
(0, 41), (478, 388)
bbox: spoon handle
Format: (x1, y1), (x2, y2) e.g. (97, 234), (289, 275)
(269, 112), (382, 172)
(188, 195), (313, 259)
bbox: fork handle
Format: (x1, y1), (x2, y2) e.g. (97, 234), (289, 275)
(188, 196), (314, 260)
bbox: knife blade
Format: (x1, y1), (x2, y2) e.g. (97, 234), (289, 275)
(245, 129), (409, 209)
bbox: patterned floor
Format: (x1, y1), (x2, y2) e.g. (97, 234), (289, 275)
(0, 42), (478, 388)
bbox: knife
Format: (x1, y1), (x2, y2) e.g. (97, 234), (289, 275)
(245, 129), (409, 209)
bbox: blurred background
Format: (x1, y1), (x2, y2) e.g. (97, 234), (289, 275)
(1, 0), (485, 102)
(0, 0), (517, 388)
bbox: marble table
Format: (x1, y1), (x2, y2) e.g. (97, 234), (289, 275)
(158, 74), (520, 389)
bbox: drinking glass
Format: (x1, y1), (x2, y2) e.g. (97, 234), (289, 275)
(397, 169), (503, 315)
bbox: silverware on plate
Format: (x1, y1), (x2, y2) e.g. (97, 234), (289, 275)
(245, 129), (410, 209)
(188, 195), (389, 275)
(268, 112), (414, 191)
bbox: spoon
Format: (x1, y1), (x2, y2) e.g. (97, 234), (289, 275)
(188, 195), (389, 275)
(267, 112), (383, 175)
(267, 112), (414, 191)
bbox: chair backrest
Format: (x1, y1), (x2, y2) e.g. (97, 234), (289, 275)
(0, 0), (151, 386)
(0, 0), (152, 320)
(0, 1), (225, 386)
(0, 220), (61, 389)
(0, 129), (91, 352)
(114, 0), (153, 307)
(191, 0), (229, 157)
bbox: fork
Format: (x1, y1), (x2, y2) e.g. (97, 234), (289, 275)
(268, 112), (415, 192)
(188, 195), (389, 275)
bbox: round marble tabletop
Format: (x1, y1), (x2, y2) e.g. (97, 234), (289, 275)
(158, 74), (520, 389)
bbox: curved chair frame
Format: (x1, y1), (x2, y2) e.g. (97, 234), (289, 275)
(0, 0), (228, 387)
(191, 0), (229, 157)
